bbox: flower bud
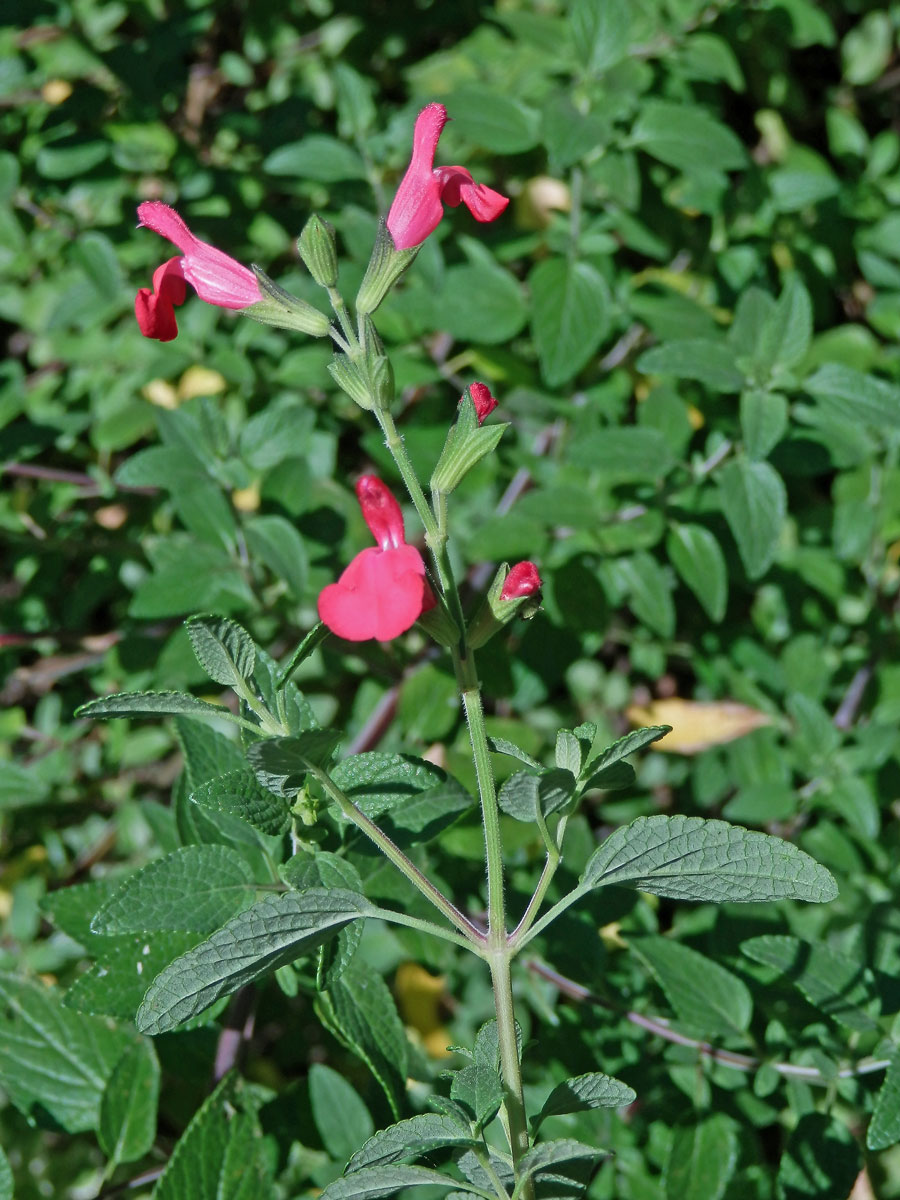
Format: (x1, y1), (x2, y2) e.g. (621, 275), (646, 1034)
(298, 215), (339, 288)
(469, 382), (497, 425)
(466, 561), (542, 649)
(356, 220), (419, 315)
(327, 354), (375, 410)
(246, 266), (331, 336)
(431, 384), (507, 494)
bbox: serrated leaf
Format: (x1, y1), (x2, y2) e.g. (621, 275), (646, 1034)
(450, 1061), (503, 1131)
(556, 730), (583, 775)
(582, 725), (670, 787)
(309, 1062), (374, 1163)
(487, 737), (541, 769)
(320, 1165), (486, 1200)
(804, 362), (900, 429)
(666, 523), (728, 622)
(191, 769), (290, 836)
(776, 1113), (860, 1200)
(186, 615), (256, 687)
(91, 846), (256, 935)
(246, 731), (343, 796)
(64, 931), (206, 1021)
(518, 1138), (606, 1183)
(664, 1114), (738, 1200)
(98, 1039), (160, 1165)
(0, 972), (135, 1133)
(533, 1072), (636, 1132)
(498, 768), (576, 822)
(281, 852), (364, 987)
(136, 888), (372, 1035)
(347, 1113), (477, 1172)
(317, 959), (409, 1120)
(330, 752), (453, 820)
(868, 1052), (900, 1150)
(741, 935), (879, 1031)
(718, 458), (786, 579)
(530, 258), (610, 387)
(638, 338), (744, 392)
(76, 691), (233, 723)
(154, 1075), (274, 1200)
(630, 936), (753, 1039)
(581, 815), (838, 903)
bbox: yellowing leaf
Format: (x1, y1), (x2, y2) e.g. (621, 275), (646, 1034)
(394, 963), (450, 1059)
(627, 698), (773, 755)
(142, 379), (178, 409)
(178, 366), (226, 401)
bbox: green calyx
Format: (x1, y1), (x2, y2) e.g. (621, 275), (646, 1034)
(246, 266), (331, 336)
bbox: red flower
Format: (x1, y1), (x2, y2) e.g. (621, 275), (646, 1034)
(318, 476), (434, 642)
(386, 103), (509, 251)
(466, 382), (497, 425)
(500, 562), (542, 601)
(135, 201), (262, 341)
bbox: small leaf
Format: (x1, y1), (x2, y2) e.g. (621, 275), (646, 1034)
(804, 362), (900, 429)
(309, 1063), (374, 1163)
(319, 1165), (485, 1200)
(868, 1052), (900, 1150)
(518, 1138), (606, 1183)
(137, 888), (372, 1035)
(718, 458), (787, 579)
(247, 731), (343, 796)
(330, 752), (454, 821)
(630, 936), (753, 1039)
(347, 1113), (477, 1172)
(191, 769), (290, 836)
(638, 338), (744, 392)
(776, 1113), (860, 1200)
(76, 691), (234, 722)
(581, 815), (838, 903)
(487, 737), (541, 769)
(91, 846), (256, 935)
(98, 1040), (160, 1165)
(664, 1114), (738, 1200)
(666, 523), (728, 621)
(615, 552), (675, 638)
(582, 725), (671, 788)
(533, 1071), (636, 1132)
(631, 100), (747, 171)
(450, 1061), (504, 1132)
(530, 257), (610, 387)
(756, 275), (812, 375)
(186, 615), (257, 688)
(571, 0), (630, 73)
(740, 390), (789, 460)
(497, 769), (575, 822)
(741, 935), (879, 1031)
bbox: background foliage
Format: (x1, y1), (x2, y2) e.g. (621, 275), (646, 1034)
(4, 0), (900, 1196)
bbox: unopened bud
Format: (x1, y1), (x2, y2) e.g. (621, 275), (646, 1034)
(467, 562), (542, 649)
(298, 215), (339, 288)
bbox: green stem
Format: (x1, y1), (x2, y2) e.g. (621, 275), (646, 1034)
(232, 679), (286, 737)
(511, 883), (589, 953)
(511, 813), (568, 945)
(489, 950), (531, 1169)
(308, 763), (486, 947)
(327, 286), (357, 350)
(368, 906), (476, 952)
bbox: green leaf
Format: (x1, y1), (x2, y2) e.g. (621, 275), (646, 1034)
(630, 936), (753, 1039)
(776, 1113), (860, 1200)
(98, 1039), (160, 1166)
(136, 888), (372, 1035)
(582, 726), (670, 788)
(533, 1071), (636, 1132)
(497, 768), (576, 822)
(264, 135), (366, 180)
(309, 1062), (374, 1163)
(191, 769), (291, 836)
(76, 691), (234, 723)
(317, 959), (409, 1120)
(64, 932), (205, 1021)
(330, 752), (454, 821)
(0, 972), (134, 1133)
(581, 815), (838, 903)
(615, 552), (675, 638)
(756, 276), (812, 374)
(347, 1112), (477, 1172)
(175, 717), (246, 790)
(664, 1114), (738, 1200)
(0, 760), (49, 809)
(666, 523), (728, 622)
(319, 1165), (486, 1200)
(244, 514), (309, 601)
(0, 1146), (11, 1200)
(741, 935), (879, 1031)
(487, 737), (541, 769)
(571, 0), (630, 73)
(740, 390), (789, 460)
(631, 100), (747, 171)
(567, 426), (676, 482)
(868, 1052), (900, 1150)
(518, 1138), (606, 1183)
(530, 258), (610, 387)
(246, 731), (343, 796)
(434, 252), (527, 346)
(804, 362), (900, 430)
(445, 87), (540, 154)
(186, 615), (256, 688)
(91, 846), (256, 935)
(637, 338), (744, 392)
(718, 458), (786, 579)
(154, 1075), (274, 1200)
(450, 1060), (503, 1132)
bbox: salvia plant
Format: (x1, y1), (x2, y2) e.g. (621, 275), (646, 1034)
(56, 101), (847, 1200)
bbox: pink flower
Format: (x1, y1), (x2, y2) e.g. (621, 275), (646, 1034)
(500, 562), (542, 601)
(134, 201), (262, 341)
(466, 382), (497, 425)
(318, 476), (434, 642)
(386, 103), (509, 250)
